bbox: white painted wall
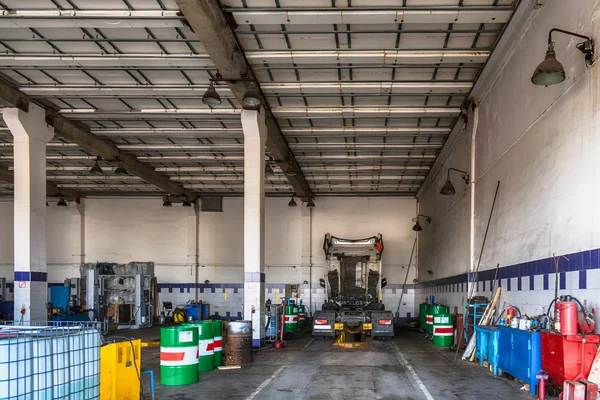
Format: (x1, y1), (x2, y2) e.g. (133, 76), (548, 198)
(0, 197), (418, 318)
(417, 0), (600, 322)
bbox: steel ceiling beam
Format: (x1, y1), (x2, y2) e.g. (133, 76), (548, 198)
(45, 112), (197, 203)
(0, 75), (29, 112)
(175, 0), (312, 201)
(0, 164), (80, 202)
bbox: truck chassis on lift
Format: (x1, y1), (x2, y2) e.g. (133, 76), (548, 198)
(312, 234), (394, 341)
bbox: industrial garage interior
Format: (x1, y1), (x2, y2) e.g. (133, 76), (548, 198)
(0, 0), (599, 399)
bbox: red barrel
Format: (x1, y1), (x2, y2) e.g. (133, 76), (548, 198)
(556, 301), (577, 336)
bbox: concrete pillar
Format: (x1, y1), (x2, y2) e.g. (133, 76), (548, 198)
(77, 198), (86, 265)
(3, 104), (54, 322)
(300, 205), (312, 316)
(241, 109), (266, 348)
(185, 200), (200, 302)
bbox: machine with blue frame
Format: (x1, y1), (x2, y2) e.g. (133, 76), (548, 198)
(49, 278), (91, 322)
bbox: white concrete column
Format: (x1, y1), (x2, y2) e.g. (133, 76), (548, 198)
(241, 109), (266, 348)
(300, 205), (312, 315)
(77, 198), (86, 265)
(3, 104), (54, 322)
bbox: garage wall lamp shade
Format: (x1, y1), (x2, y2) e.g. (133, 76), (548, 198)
(162, 196), (172, 207)
(242, 81), (262, 108)
(288, 196), (297, 207)
(532, 29), (595, 86)
(307, 198), (315, 208)
(412, 214), (432, 231)
(89, 157), (103, 175)
(202, 83), (222, 106)
(440, 168), (469, 196)
(57, 198), (67, 207)
(114, 163), (128, 175)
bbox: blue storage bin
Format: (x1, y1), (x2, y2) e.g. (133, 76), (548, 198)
(474, 325), (501, 375)
(497, 326), (541, 395)
(185, 304), (199, 320)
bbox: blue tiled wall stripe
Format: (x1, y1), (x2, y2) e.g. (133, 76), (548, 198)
(418, 248), (600, 291)
(14, 271), (47, 282)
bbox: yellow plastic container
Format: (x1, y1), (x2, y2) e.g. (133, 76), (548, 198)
(100, 339), (141, 400)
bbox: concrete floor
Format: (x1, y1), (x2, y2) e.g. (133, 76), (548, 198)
(119, 327), (533, 400)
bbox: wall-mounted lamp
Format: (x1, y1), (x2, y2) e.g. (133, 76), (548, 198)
(306, 198), (315, 208)
(440, 168), (470, 196)
(412, 214), (432, 231)
(532, 28), (595, 86)
(162, 195), (172, 207)
(288, 195), (297, 208)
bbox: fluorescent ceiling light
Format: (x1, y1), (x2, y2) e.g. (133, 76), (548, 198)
(229, 9), (512, 25)
(0, 10), (184, 29)
(245, 50), (489, 65)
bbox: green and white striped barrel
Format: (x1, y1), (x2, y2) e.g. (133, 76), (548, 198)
(433, 313), (454, 347)
(160, 326), (199, 386)
(298, 305), (306, 328)
(198, 321), (215, 372)
(284, 305), (298, 333)
(419, 303), (428, 331)
(425, 305), (434, 335)
(210, 320), (223, 367)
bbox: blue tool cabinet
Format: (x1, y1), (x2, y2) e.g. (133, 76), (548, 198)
(497, 326), (541, 395)
(474, 325), (500, 376)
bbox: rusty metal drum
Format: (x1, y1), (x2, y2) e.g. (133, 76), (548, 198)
(223, 321), (252, 366)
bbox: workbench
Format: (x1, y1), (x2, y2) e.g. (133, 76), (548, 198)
(474, 325), (500, 376)
(497, 326), (541, 395)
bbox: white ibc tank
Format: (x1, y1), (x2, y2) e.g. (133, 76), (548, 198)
(0, 325), (100, 400)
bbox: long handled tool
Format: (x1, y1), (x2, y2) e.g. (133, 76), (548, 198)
(395, 238), (417, 324)
(454, 180), (501, 361)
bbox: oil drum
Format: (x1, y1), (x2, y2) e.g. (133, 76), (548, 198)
(425, 305), (434, 335)
(210, 320), (223, 367)
(433, 313), (454, 347)
(284, 305), (298, 333)
(159, 326), (198, 386)
(298, 305), (306, 328)
(223, 320), (252, 366)
(419, 303), (428, 331)
(182, 322), (214, 372)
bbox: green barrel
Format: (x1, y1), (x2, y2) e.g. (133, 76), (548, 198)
(425, 305), (434, 335)
(284, 305), (298, 333)
(210, 320), (223, 367)
(431, 305), (449, 315)
(433, 313), (454, 347)
(198, 321), (215, 372)
(298, 305), (306, 328)
(183, 322), (214, 372)
(160, 326), (199, 386)
(419, 303), (428, 330)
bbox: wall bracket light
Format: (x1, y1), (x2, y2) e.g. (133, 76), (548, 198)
(532, 28), (595, 86)
(412, 214), (432, 231)
(440, 167), (469, 196)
